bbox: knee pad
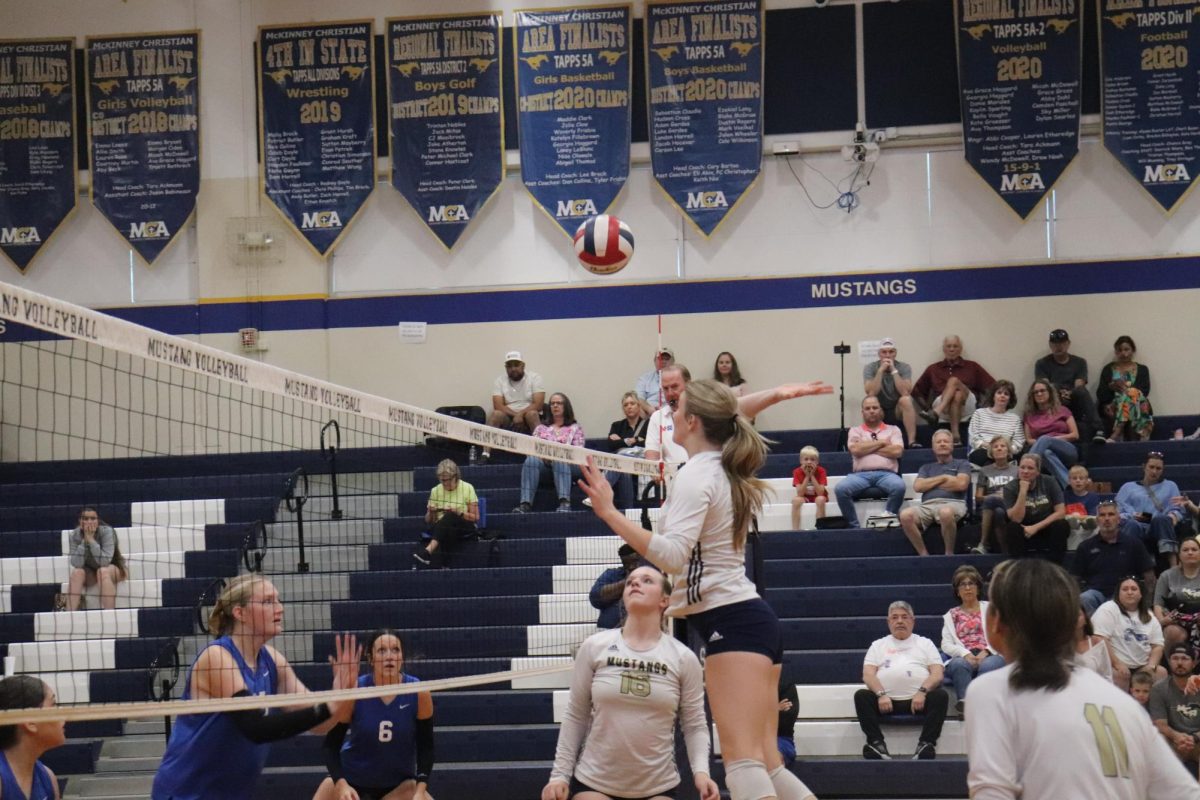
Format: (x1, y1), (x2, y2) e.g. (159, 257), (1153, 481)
(724, 759), (774, 800)
(768, 764), (817, 800)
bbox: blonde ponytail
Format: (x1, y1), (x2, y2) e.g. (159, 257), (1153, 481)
(207, 574), (267, 637)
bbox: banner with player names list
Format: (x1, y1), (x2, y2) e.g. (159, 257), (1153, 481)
(0, 38), (76, 272)
(646, 0), (763, 237)
(259, 21), (375, 257)
(1100, 0), (1200, 212)
(387, 13), (504, 250)
(514, 4), (632, 238)
(86, 32), (200, 264)
(955, 0), (1081, 219)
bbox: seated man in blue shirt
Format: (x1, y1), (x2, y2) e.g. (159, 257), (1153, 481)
(634, 347), (673, 416)
(1116, 452), (1192, 569)
(899, 429), (971, 556)
(1072, 500), (1156, 617)
(588, 544), (642, 629)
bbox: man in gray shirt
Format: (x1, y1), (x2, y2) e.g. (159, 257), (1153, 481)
(1150, 644), (1200, 768)
(1034, 329), (1105, 446)
(900, 429), (971, 556)
(863, 337), (918, 446)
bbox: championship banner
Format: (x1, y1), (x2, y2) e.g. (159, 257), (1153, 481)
(646, 0), (763, 237)
(0, 38), (76, 272)
(259, 21), (375, 257)
(514, 4), (632, 238)
(86, 32), (200, 264)
(954, 1), (1081, 219)
(1100, 1), (1200, 212)
(387, 13), (504, 250)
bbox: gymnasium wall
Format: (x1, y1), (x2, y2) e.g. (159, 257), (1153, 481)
(2, 0), (1199, 440)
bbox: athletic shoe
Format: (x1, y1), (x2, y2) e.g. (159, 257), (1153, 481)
(582, 497), (593, 508)
(969, 544), (987, 554)
(955, 700), (965, 714)
(480, 450), (491, 463)
(918, 408), (939, 425)
(908, 441), (925, 448)
(412, 551), (430, 566)
(1092, 433), (1108, 445)
(557, 499), (572, 512)
(913, 741), (937, 760)
(862, 740), (891, 760)
(513, 502), (532, 513)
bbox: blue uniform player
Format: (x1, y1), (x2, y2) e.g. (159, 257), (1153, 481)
(316, 630), (435, 800)
(151, 575), (360, 800)
(0, 676), (65, 800)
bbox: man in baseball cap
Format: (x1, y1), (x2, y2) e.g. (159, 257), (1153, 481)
(484, 350), (545, 461)
(635, 347), (675, 416)
(1035, 329), (1106, 448)
(863, 337), (919, 446)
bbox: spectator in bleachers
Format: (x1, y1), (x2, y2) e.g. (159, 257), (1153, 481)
(413, 459), (479, 568)
(862, 337), (918, 447)
(635, 347), (674, 415)
(65, 506), (127, 611)
(912, 336), (996, 446)
(966, 379), (1025, 466)
(644, 364), (691, 469)
(900, 430), (971, 556)
(941, 565), (1004, 712)
(1072, 500), (1156, 618)
(543, 566), (718, 800)
(776, 674), (799, 768)
(0, 675), (65, 799)
(790, 446), (828, 529)
(1130, 670), (1154, 710)
(1022, 378), (1079, 489)
(483, 351), (545, 461)
(1035, 329), (1107, 447)
(855, 600), (949, 760)
(588, 543), (642, 629)
(1092, 576), (1165, 691)
(1098, 335), (1154, 442)
(1073, 606), (1114, 682)
(973, 435), (1017, 554)
(1063, 464), (1100, 550)
(594, 391), (647, 509)
(515, 393), (585, 514)
(834, 396), (906, 528)
(1116, 451), (1190, 568)
(1150, 644), (1200, 771)
(1154, 536), (1200, 652)
(1003, 453), (1070, 563)
(713, 350), (748, 398)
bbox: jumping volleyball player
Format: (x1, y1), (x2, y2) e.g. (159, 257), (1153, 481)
(315, 629), (434, 800)
(0, 676), (66, 800)
(966, 559), (1200, 799)
(580, 378), (830, 800)
(152, 575), (361, 800)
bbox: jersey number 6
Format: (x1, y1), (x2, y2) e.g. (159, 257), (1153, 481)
(378, 720), (393, 742)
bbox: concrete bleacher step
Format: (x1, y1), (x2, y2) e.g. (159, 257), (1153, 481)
(0, 553), (187, 586)
(259, 544), (369, 573)
(63, 773), (155, 800)
(263, 518), (384, 547)
(131, 499), (226, 527)
(274, 493), (398, 521)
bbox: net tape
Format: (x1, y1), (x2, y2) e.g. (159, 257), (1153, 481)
(0, 280), (671, 478)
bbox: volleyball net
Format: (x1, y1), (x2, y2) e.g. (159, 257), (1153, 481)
(0, 281), (664, 728)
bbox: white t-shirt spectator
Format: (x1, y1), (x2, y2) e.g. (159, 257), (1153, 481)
(863, 633), (942, 701)
(644, 406), (688, 464)
(1090, 601), (1164, 668)
(493, 370), (544, 412)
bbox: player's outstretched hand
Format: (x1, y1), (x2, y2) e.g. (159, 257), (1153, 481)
(776, 381), (834, 400)
(541, 779), (569, 800)
(695, 773), (720, 800)
(328, 633), (362, 723)
(578, 456), (616, 516)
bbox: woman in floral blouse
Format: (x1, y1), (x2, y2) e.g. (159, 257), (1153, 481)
(941, 565), (1004, 711)
(515, 392), (585, 513)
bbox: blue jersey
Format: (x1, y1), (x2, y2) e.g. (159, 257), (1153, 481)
(340, 673), (421, 787)
(0, 751), (54, 800)
(151, 636), (279, 800)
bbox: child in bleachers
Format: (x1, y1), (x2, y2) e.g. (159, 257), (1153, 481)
(1064, 464), (1100, 550)
(972, 436), (1017, 554)
(1130, 670), (1154, 712)
(791, 446), (828, 529)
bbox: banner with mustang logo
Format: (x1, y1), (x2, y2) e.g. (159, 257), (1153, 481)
(646, 0), (763, 237)
(0, 38), (76, 272)
(259, 21), (375, 257)
(955, 1), (1081, 219)
(387, 13), (504, 249)
(514, 4), (631, 238)
(86, 31), (200, 264)
(1100, 0), (1200, 212)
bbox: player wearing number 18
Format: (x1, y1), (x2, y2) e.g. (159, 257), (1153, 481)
(314, 630), (435, 800)
(965, 559), (1199, 799)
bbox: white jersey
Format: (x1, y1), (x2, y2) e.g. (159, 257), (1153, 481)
(1090, 601), (1164, 669)
(645, 406), (688, 464)
(967, 664), (1200, 800)
(549, 628), (709, 798)
(646, 450), (760, 616)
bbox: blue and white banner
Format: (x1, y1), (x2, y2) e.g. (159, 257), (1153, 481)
(387, 13), (503, 250)
(646, 0), (763, 237)
(955, 2), (1081, 219)
(259, 21), (375, 257)
(514, 5), (631, 238)
(0, 39), (76, 273)
(1100, 2), (1200, 212)
(86, 32), (200, 264)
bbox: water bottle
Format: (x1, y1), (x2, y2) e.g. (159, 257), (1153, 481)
(469, 446), (479, 465)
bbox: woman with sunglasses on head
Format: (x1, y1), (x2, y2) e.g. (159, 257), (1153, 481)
(1092, 576), (1166, 692)
(413, 460), (478, 569)
(515, 392), (585, 514)
(1022, 379), (1078, 489)
(0, 676), (67, 800)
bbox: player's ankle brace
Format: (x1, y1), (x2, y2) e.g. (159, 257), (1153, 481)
(724, 758), (775, 800)
(768, 763), (817, 800)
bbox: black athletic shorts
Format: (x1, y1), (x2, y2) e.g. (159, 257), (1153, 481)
(569, 776), (678, 799)
(349, 778), (414, 800)
(689, 596), (783, 664)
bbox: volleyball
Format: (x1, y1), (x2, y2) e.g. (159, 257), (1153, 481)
(574, 214), (634, 274)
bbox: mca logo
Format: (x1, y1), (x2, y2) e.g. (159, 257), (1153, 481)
(428, 205), (470, 223)
(999, 173), (1045, 192)
(1144, 163), (1191, 184)
(301, 211), (343, 229)
(686, 191), (728, 209)
(129, 221), (170, 239)
(0, 227), (41, 245)
(555, 199), (597, 217)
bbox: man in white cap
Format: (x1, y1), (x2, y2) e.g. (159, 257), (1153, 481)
(484, 351), (545, 460)
(635, 347), (674, 416)
(863, 337), (919, 446)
